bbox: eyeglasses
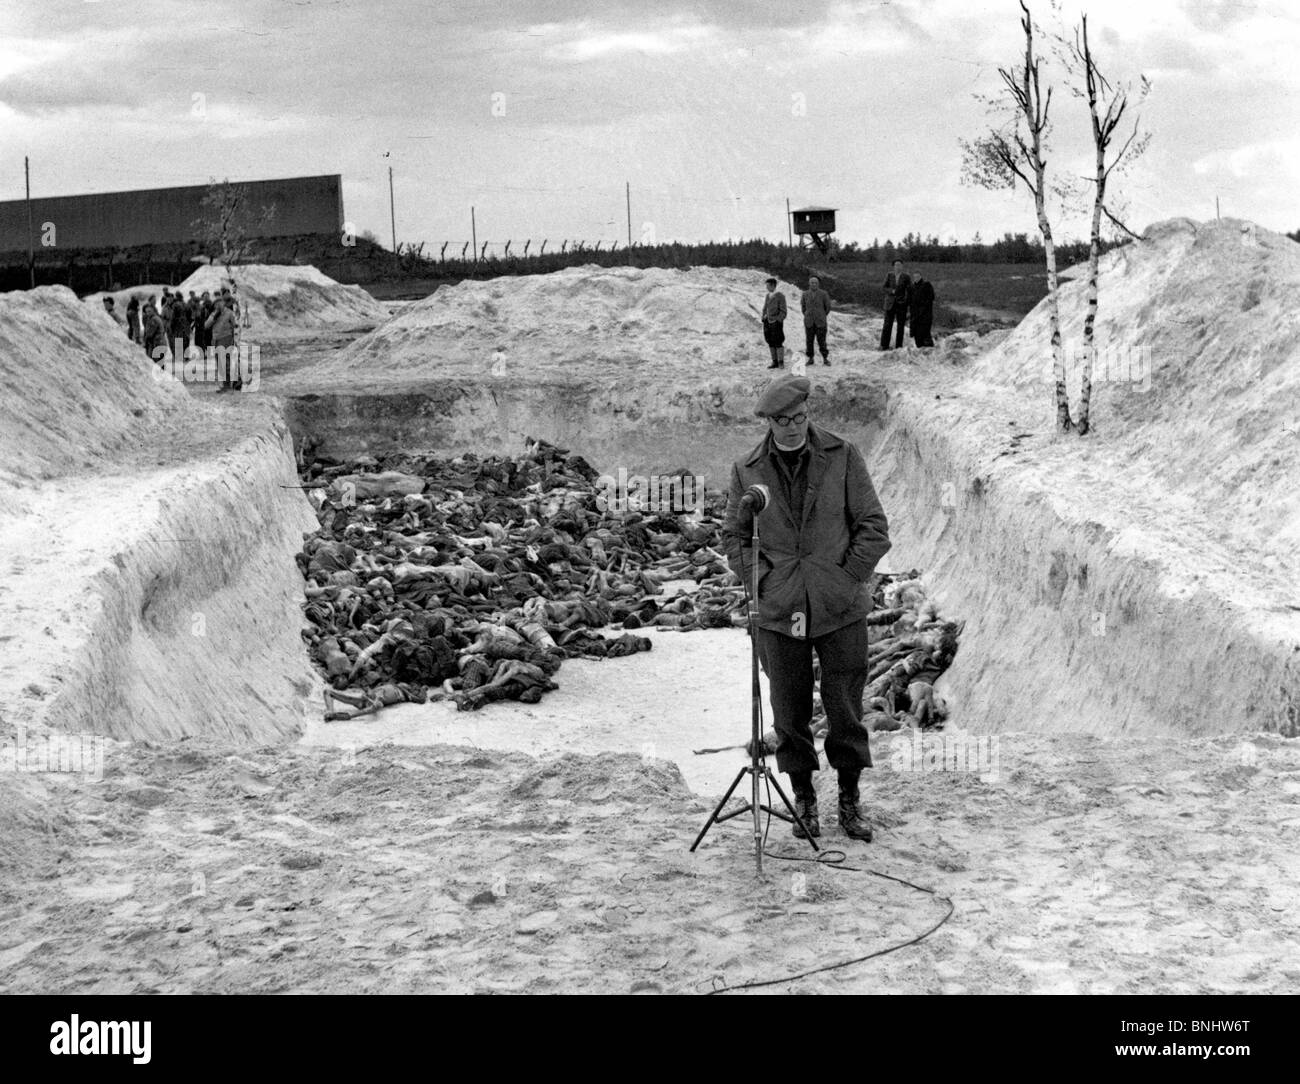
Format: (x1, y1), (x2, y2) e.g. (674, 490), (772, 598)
(772, 411), (807, 426)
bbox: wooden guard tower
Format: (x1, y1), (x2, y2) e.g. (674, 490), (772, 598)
(791, 205), (837, 254)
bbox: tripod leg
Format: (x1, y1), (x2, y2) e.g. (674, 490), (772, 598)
(765, 769), (821, 852)
(690, 767), (751, 853)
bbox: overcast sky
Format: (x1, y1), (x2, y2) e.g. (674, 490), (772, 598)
(2, 0), (1296, 248)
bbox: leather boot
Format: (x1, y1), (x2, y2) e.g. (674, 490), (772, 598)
(837, 769), (872, 841)
(789, 771), (820, 839)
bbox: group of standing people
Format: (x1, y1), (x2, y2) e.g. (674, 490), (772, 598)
(759, 260), (937, 367)
(880, 259), (935, 349)
(101, 284), (246, 391)
(761, 274), (834, 369)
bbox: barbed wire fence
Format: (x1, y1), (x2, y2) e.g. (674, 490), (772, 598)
(371, 235), (826, 280)
(421, 238), (629, 261)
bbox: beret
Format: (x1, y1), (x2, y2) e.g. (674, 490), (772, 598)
(754, 372), (811, 418)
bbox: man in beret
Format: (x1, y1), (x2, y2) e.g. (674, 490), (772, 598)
(721, 372), (892, 841)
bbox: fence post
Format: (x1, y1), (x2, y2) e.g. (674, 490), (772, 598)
(440, 241), (449, 263)
(541, 239), (548, 255)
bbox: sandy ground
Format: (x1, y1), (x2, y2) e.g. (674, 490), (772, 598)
(2, 723), (1298, 994)
(3, 236), (1299, 994)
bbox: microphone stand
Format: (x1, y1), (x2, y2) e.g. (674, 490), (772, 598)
(690, 503), (819, 872)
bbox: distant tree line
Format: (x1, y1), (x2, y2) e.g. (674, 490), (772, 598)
(371, 231), (1119, 286)
(836, 231), (1116, 265)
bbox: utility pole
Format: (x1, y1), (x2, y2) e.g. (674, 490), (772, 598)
(388, 165), (397, 252)
(786, 197), (792, 248)
(1215, 196), (1220, 222)
(626, 181), (632, 248)
(25, 156), (34, 288)
(471, 206), (477, 264)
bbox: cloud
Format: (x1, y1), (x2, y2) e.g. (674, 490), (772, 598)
(791, 1), (929, 56)
(1192, 136), (1300, 179)
(541, 21), (721, 61)
(0, 37), (73, 82)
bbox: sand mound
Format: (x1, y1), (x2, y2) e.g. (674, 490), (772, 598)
(969, 217), (1300, 569)
(304, 264), (880, 386)
(176, 263), (387, 337)
(1, 286), (317, 748)
(83, 284), (175, 310)
(0, 286), (197, 486)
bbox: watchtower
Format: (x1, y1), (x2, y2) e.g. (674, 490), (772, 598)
(791, 206), (837, 254)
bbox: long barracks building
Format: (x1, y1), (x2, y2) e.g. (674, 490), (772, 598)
(0, 173), (343, 251)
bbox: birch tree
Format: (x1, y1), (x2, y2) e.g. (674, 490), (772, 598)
(194, 178), (277, 277)
(1067, 14), (1150, 434)
(961, 0), (1073, 433)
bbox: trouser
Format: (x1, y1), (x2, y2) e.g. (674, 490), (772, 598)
(881, 307), (907, 349)
(214, 340), (238, 388)
(804, 323), (828, 360)
(763, 320), (785, 365)
(757, 618), (873, 776)
(912, 317), (933, 347)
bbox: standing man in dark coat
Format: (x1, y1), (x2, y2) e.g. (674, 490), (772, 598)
(761, 276), (787, 369)
(141, 301), (167, 364)
(206, 294), (240, 391)
(168, 292), (193, 363)
(193, 292), (210, 354)
(721, 373), (892, 841)
(909, 272), (935, 347)
(126, 295), (141, 343)
(801, 275), (833, 366)
(880, 259), (910, 350)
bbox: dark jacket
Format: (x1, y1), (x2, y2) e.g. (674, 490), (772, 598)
(142, 310), (166, 355)
(722, 423), (891, 639)
(169, 300), (193, 338)
(883, 271), (911, 311)
(909, 279), (935, 322)
(800, 287), (832, 328)
(762, 290), (787, 323)
(206, 303), (237, 344)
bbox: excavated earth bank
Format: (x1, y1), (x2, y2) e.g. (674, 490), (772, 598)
(0, 288), (319, 747)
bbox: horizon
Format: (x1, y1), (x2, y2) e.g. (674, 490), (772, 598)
(2, 0), (1296, 249)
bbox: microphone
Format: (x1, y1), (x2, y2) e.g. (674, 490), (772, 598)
(739, 484), (771, 512)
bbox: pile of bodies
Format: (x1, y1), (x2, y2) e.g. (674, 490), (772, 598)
(296, 439), (962, 725)
(298, 439), (744, 719)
